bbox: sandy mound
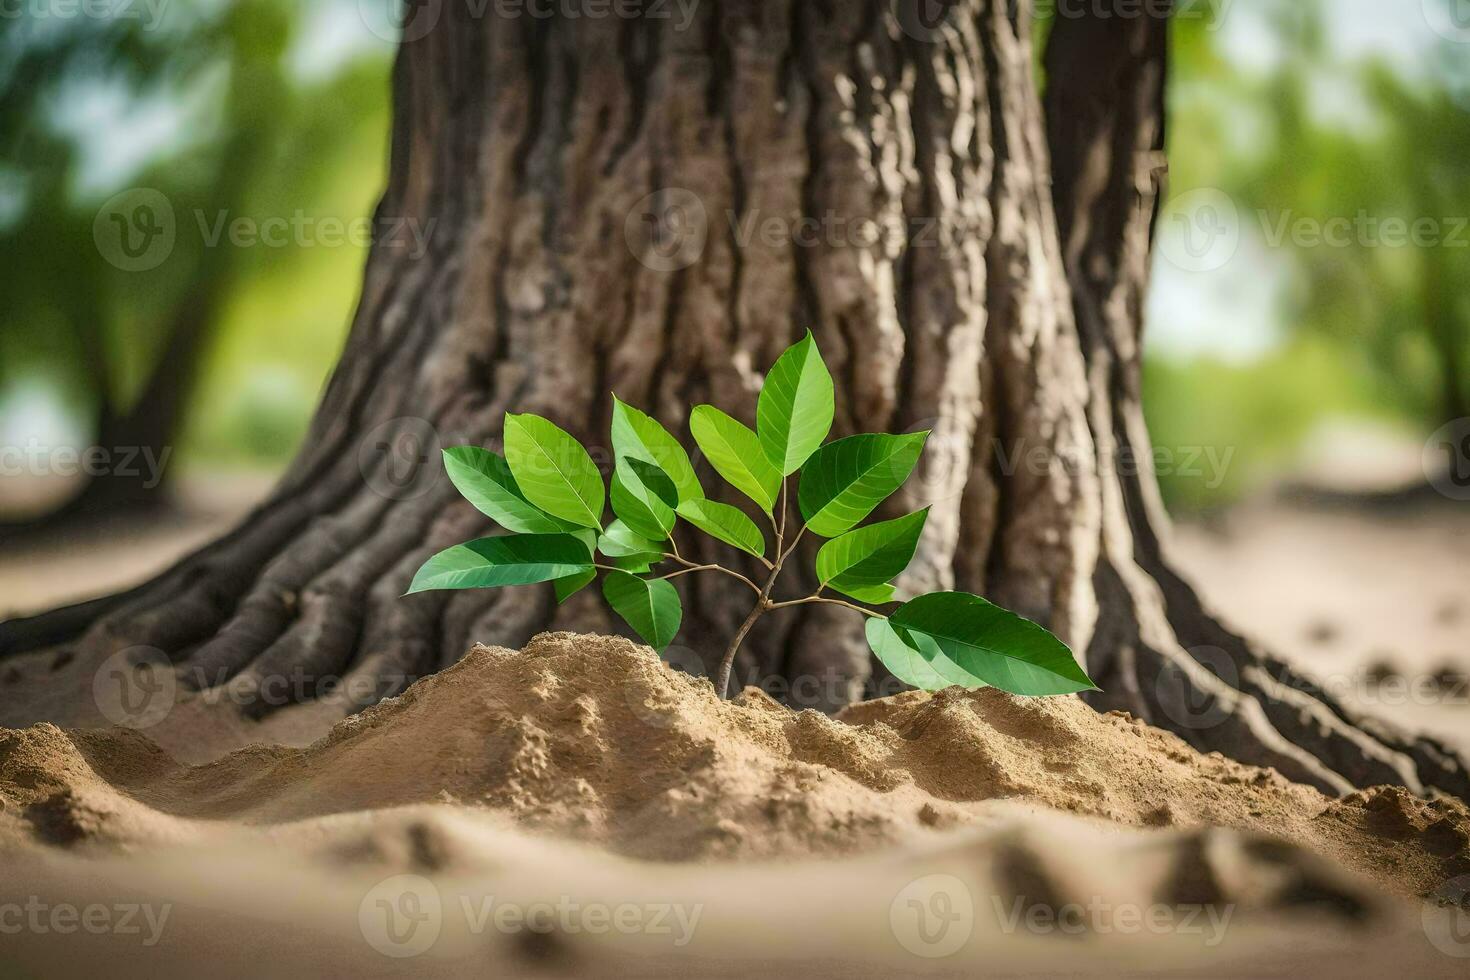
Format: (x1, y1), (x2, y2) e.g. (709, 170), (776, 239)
(3, 633), (1466, 885)
(2, 633), (1469, 977)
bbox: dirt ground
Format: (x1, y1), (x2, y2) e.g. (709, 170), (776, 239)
(4, 633), (1469, 978)
(5, 474), (1464, 754)
(1171, 495), (1470, 756)
(1, 477), (1467, 977)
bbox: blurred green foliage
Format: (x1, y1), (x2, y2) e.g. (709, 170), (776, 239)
(0, 0), (390, 483)
(2, 0), (1462, 516)
(1149, 0), (1469, 508)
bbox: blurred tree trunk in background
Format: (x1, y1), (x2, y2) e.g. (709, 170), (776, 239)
(3, 0), (1466, 797)
(1, 6), (290, 533)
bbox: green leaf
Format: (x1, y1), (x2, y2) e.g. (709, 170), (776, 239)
(611, 396), (704, 504)
(871, 617), (984, 689)
(571, 529), (598, 556)
(674, 498), (767, 558)
(503, 414), (605, 529)
(689, 405), (782, 513)
(408, 533), (593, 594)
(817, 508), (928, 596)
(889, 592), (1097, 696)
(610, 459), (677, 542)
(865, 618), (964, 690)
(797, 431), (928, 538)
(838, 583), (898, 605)
(596, 521), (663, 573)
(554, 569), (597, 604)
(597, 520), (664, 558)
(623, 458), (678, 507)
(442, 446), (579, 533)
(602, 571), (682, 651)
(757, 331), (835, 475)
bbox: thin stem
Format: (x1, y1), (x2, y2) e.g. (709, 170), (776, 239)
(661, 553), (763, 594)
(779, 525), (806, 564)
(773, 480), (787, 565)
(767, 595), (883, 619)
(655, 563), (762, 595)
(717, 481), (792, 698)
(718, 601), (764, 699)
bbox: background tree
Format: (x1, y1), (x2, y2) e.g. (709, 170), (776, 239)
(1145, 0), (1470, 504)
(0, 0), (388, 527)
(2, 0), (1464, 797)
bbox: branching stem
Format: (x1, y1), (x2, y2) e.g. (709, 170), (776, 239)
(767, 595), (882, 618)
(716, 561), (781, 698)
(656, 560), (762, 595)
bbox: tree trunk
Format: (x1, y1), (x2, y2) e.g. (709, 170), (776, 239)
(1, 0), (1465, 796)
(4, 297), (213, 533)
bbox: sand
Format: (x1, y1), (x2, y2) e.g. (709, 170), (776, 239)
(3, 632), (1469, 977)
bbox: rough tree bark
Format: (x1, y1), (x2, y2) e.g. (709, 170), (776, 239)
(1, 0), (1465, 795)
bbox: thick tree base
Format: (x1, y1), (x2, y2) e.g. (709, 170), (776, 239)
(2, 1), (1465, 798)
(1, 508), (1465, 799)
